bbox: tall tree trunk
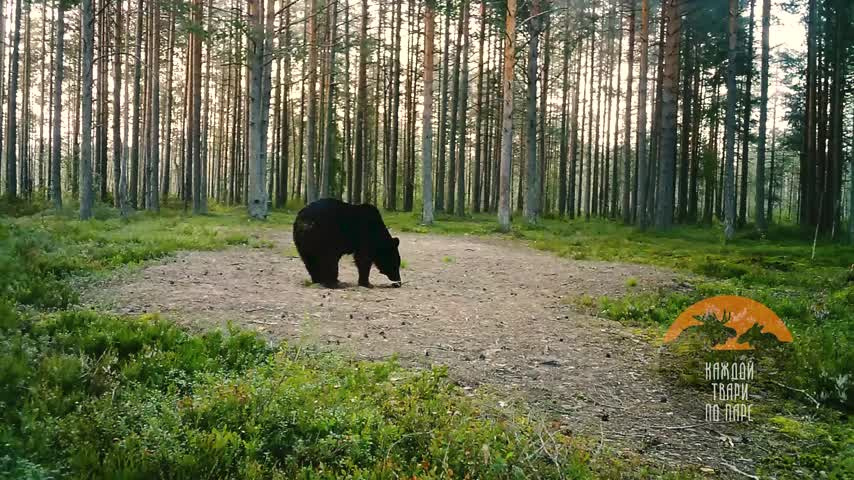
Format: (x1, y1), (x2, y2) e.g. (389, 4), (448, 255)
(455, 0), (470, 216)
(767, 91), (777, 223)
(497, 0), (516, 231)
(447, 10), (463, 213)
(473, 0), (486, 213)
(538, 27), (549, 215)
(569, 36), (582, 219)
(79, 0), (94, 219)
(0, 0), (5, 197)
(304, 0), (319, 203)
(130, 0), (142, 208)
(321, 0), (338, 199)
(801, 0), (817, 227)
(51, 5), (65, 208)
(557, 33), (570, 217)
(247, 0), (269, 217)
(584, 20), (595, 220)
(755, 0), (770, 233)
(621, 1), (636, 224)
(635, 0), (649, 228)
(148, 0), (161, 211)
(162, 11), (175, 201)
(610, 11), (624, 218)
(738, 0), (755, 227)
(386, 0), (402, 209)
(353, 0), (368, 203)
(677, 30), (692, 223)
(4, 0), (21, 199)
(436, 3), (451, 211)
(422, 1), (435, 224)
(723, 0), (739, 240)
(654, 0), (680, 230)
(113, 0), (126, 215)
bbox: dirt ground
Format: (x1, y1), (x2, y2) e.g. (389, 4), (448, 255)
(85, 230), (773, 477)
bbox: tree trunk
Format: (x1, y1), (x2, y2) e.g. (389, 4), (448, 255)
(436, 3), (451, 211)
(247, 0), (269, 217)
(304, 0), (319, 203)
(538, 27), (549, 215)
(51, 5), (65, 208)
(654, 0), (680, 230)
(635, 0), (649, 228)
(447, 10), (463, 213)
(497, 0), (516, 231)
(610, 12), (624, 218)
(353, 0), (368, 203)
(79, 0), (94, 219)
(162, 12), (176, 202)
(113, 1), (126, 216)
(723, 0), (739, 240)
(4, 0), (21, 199)
(130, 0), (143, 208)
(455, 0), (470, 216)
(148, 0), (161, 211)
(557, 33), (570, 217)
(422, 1), (435, 225)
(473, 0), (486, 213)
(755, 0), (770, 233)
(738, 0), (755, 227)
(584, 20), (595, 220)
(569, 36), (582, 219)
(321, 0), (338, 199)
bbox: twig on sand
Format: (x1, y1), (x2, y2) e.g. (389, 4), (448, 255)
(721, 461), (759, 480)
(769, 380), (821, 409)
(247, 319), (279, 326)
(649, 423), (708, 430)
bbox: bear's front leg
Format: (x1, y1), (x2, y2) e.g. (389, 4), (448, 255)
(354, 252), (373, 288)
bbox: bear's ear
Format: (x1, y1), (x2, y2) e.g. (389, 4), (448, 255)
(393, 237), (400, 247)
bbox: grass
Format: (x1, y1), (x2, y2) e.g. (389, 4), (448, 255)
(0, 204), (715, 478)
(1, 202), (851, 478)
(382, 211), (854, 410)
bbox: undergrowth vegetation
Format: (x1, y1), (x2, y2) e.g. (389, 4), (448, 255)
(0, 309), (595, 479)
(0, 205), (708, 479)
(1, 203), (851, 478)
(386, 211), (853, 412)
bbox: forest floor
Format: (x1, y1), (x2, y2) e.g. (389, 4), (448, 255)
(86, 228), (780, 477)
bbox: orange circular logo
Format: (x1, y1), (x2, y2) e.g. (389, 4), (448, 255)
(664, 295), (793, 350)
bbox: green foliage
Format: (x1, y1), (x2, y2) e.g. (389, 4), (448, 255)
(380, 212), (853, 411)
(0, 208), (604, 478)
(0, 310), (590, 479)
(1, 207), (850, 477)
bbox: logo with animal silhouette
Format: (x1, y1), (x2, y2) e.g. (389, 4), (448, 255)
(664, 295), (793, 350)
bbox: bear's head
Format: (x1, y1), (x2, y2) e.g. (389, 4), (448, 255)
(375, 237), (402, 285)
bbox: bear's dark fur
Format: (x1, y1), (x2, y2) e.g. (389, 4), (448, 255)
(293, 198), (401, 288)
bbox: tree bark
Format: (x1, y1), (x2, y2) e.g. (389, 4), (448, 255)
(247, 0), (269, 217)
(724, 0), (739, 240)
(654, 0), (680, 230)
(455, 1), (470, 216)
(738, 0), (755, 227)
(4, 0), (21, 199)
(304, 0), (319, 203)
(755, 0), (770, 233)
(497, 0), (516, 232)
(51, 5), (65, 209)
(635, 0), (649, 228)
(79, 0), (94, 219)
(422, 1), (436, 225)
(321, 0), (338, 199)
(353, 0), (368, 203)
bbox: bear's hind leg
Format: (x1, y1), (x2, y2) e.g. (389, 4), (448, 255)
(300, 254), (324, 285)
(315, 257), (340, 288)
